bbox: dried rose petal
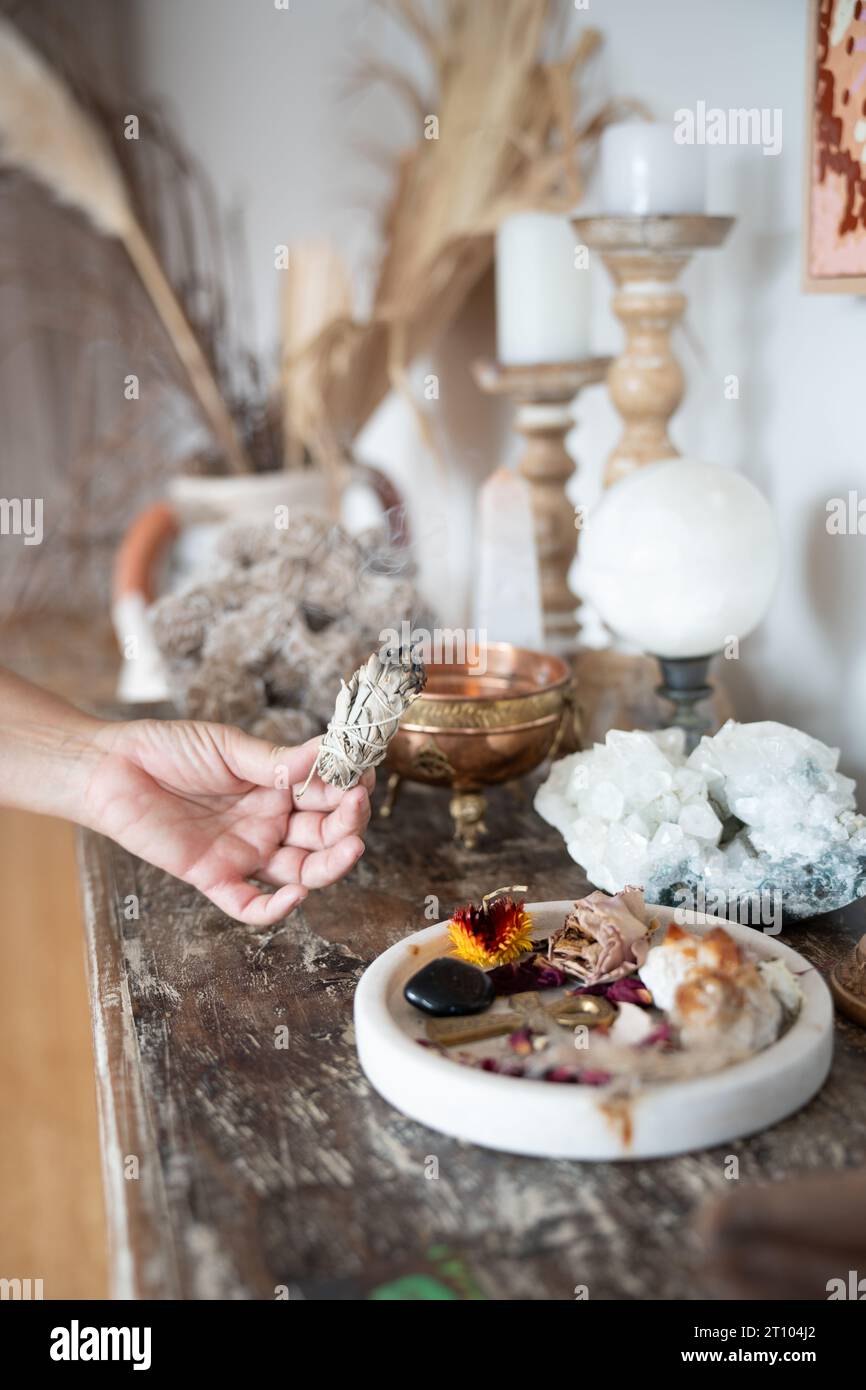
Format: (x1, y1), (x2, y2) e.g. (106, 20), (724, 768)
(639, 1022), (673, 1049)
(508, 1026), (536, 1056)
(577, 1068), (613, 1086)
(534, 961), (571, 990)
(571, 975), (653, 1007)
(478, 1057), (525, 1076)
(487, 954), (568, 996)
(609, 977), (653, 1006)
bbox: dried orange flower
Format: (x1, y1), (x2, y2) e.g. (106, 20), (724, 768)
(448, 889), (534, 968)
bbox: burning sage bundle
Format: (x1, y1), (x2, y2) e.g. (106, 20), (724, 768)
(299, 646), (426, 794)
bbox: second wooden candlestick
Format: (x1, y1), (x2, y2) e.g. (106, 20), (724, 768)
(473, 356), (610, 654)
(573, 214), (733, 487)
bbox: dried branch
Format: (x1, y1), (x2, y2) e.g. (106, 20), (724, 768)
(0, 15), (252, 473)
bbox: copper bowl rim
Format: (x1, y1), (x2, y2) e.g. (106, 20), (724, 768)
(413, 643), (572, 704)
(397, 712), (564, 737)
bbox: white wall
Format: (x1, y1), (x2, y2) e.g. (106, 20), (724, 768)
(132, 0), (866, 781)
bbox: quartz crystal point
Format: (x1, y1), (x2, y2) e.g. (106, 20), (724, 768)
(534, 720), (866, 920)
(475, 467), (544, 650)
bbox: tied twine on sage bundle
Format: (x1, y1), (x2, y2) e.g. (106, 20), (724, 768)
(298, 647), (426, 795)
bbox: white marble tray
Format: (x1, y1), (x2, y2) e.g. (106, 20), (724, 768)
(353, 903), (834, 1160)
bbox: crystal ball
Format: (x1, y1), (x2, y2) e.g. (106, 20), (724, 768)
(581, 459), (781, 658)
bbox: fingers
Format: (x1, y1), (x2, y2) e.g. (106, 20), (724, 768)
(261, 834), (365, 891)
(221, 729), (322, 791)
(291, 765), (376, 810)
(285, 786), (371, 851)
(203, 801), (367, 920)
(209, 723), (378, 803)
(301, 835), (365, 888)
(290, 776), (348, 810)
(205, 878), (308, 927)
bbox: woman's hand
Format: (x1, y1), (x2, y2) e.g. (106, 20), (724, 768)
(0, 668), (367, 925)
(83, 720), (373, 926)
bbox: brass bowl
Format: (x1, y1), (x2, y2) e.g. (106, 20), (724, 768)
(383, 643), (578, 847)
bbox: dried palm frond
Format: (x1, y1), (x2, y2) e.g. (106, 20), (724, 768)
(289, 0), (616, 466)
(0, 15), (251, 473)
(279, 241), (354, 471)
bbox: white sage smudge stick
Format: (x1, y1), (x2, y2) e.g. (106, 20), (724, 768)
(298, 646), (427, 795)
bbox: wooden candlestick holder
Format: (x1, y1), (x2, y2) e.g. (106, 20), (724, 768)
(831, 933), (866, 1030)
(473, 356), (610, 654)
(572, 214), (734, 487)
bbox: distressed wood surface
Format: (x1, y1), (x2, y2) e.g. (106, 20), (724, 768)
(78, 770), (866, 1302)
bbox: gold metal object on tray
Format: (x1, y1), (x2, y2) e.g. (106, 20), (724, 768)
(547, 995), (617, 1029)
(384, 643), (579, 848)
(510, 991), (545, 1014)
(426, 1012), (523, 1048)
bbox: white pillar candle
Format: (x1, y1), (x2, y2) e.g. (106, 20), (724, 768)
(495, 212), (590, 366)
(600, 122), (706, 216)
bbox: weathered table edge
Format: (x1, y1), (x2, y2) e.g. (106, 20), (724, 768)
(77, 828), (182, 1300)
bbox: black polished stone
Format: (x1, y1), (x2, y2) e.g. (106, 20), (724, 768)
(404, 957), (495, 1017)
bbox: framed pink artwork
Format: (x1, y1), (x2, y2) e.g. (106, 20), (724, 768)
(805, 0), (866, 291)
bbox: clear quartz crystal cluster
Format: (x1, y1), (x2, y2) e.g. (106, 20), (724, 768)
(535, 721), (866, 920)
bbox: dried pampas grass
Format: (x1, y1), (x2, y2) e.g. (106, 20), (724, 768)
(287, 0), (620, 468)
(0, 15), (250, 474)
(0, 16), (129, 236)
(0, 4), (638, 519)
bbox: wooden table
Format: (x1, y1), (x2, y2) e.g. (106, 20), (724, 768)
(78, 769), (866, 1301)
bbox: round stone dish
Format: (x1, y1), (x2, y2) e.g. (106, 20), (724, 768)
(353, 903), (833, 1161)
